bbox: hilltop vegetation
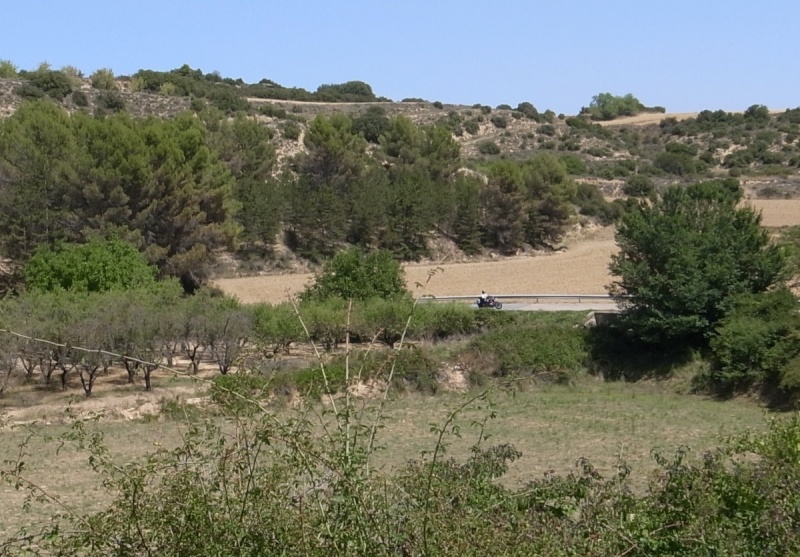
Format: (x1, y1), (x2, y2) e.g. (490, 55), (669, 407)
(1, 61), (799, 291)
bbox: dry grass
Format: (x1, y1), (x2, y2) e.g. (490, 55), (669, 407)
(214, 198), (800, 305)
(0, 378), (769, 538)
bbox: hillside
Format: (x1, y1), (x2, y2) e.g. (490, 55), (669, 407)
(0, 67), (799, 287)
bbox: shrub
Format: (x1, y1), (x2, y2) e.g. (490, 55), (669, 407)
(560, 154), (587, 175)
(574, 182), (622, 225)
(90, 68), (116, 90)
(211, 373), (272, 415)
(29, 70), (72, 101)
(463, 119), (479, 135)
(299, 298), (348, 351)
(477, 140), (501, 155)
(468, 323), (588, 382)
(24, 238), (157, 293)
(14, 83), (46, 99)
(71, 90), (89, 107)
(490, 115), (508, 129)
(301, 248), (409, 302)
(707, 288), (800, 394)
(0, 59), (17, 78)
(95, 90), (126, 113)
(282, 122), (301, 140)
(413, 303), (478, 340)
(251, 302), (304, 355)
(623, 174), (655, 197)
(354, 297), (414, 347)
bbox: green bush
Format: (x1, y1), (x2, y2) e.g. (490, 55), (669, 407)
(463, 119), (479, 135)
(559, 154), (587, 175)
(490, 115), (508, 129)
(71, 90), (89, 107)
(468, 323), (588, 381)
(354, 297), (413, 347)
(477, 140), (501, 155)
(14, 83), (46, 100)
(413, 303), (478, 340)
(574, 182), (622, 224)
(90, 68), (117, 90)
(0, 59), (17, 78)
(282, 122), (301, 140)
(211, 373), (272, 415)
(300, 298), (348, 351)
(302, 248), (409, 302)
(707, 288), (800, 394)
(28, 70), (72, 101)
(95, 90), (125, 113)
(623, 174), (655, 197)
(24, 238), (157, 293)
(251, 302), (304, 355)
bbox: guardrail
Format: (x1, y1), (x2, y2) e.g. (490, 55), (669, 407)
(419, 294), (619, 304)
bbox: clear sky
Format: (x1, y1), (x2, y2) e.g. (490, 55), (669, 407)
(2, 0), (798, 115)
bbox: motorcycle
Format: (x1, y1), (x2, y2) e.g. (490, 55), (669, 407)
(476, 296), (503, 310)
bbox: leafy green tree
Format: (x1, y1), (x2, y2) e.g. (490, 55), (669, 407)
(302, 248), (408, 301)
(609, 179), (787, 346)
(24, 238), (157, 293)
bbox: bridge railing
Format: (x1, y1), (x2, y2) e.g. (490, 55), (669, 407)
(418, 294), (620, 304)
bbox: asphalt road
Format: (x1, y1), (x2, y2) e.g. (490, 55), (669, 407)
(499, 301), (621, 312)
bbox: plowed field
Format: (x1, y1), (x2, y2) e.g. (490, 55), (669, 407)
(214, 199), (800, 305)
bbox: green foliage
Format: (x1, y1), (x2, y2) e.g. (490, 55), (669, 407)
(707, 288), (800, 394)
(490, 114), (508, 129)
(94, 90), (126, 113)
(623, 174), (655, 197)
(90, 68), (116, 90)
(302, 248), (408, 302)
(582, 92), (646, 121)
(414, 303), (478, 340)
(5, 406), (800, 556)
(24, 238), (157, 293)
(477, 140), (501, 155)
(70, 90), (89, 107)
(610, 179), (787, 347)
(251, 302), (304, 354)
(211, 373), (271, 415)
(468, 322), (588, 381)
(0, 59), (18, 78)
(315, 80), (377, 102)
(574, 182), (622, 224)
(28, 69), (73, 101)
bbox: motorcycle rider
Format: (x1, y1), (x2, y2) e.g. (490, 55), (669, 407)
(479, 290), (489, 307)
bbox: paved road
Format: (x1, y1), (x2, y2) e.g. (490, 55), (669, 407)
(495, 302), (621, 312)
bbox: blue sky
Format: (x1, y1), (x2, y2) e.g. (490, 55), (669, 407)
(2, 0), (798, 114)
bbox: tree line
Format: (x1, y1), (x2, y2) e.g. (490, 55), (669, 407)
(0, 99), (587, 289)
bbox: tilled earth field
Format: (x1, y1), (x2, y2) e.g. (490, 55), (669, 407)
(214, 199), (800, 305)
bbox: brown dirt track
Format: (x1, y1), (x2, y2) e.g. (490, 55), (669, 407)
(214, 199), (800, 305)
